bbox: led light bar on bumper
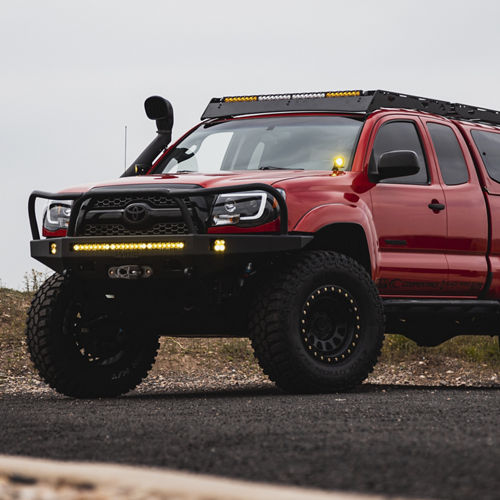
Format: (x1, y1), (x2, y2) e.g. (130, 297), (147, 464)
(72, 242), (185, 252)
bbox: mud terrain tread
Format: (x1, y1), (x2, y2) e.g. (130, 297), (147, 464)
(26, 273), (159, 398)
(249, 251), (384, 393)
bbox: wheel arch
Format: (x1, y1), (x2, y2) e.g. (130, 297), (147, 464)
(304, 222), (371, 274)
(292, 203), (379, 278)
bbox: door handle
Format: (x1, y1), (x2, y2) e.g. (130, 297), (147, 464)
(428, 202), (445, 212)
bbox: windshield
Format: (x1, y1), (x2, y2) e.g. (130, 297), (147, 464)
(154, 115), (363, 174)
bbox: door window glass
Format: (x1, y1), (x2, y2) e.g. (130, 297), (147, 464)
(371, 121), (428, 184)
(428, 123), (469, 185)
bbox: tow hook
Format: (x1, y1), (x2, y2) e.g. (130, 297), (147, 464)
(108, 265), (153, 280)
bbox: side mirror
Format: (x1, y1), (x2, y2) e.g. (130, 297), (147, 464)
(374, 150), (420, 181)
(144, 96), (174, 133)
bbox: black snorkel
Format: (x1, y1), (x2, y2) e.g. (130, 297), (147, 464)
(121, 96), (174, 177)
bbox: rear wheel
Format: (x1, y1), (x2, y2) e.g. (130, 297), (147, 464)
(26, 273), (159, 398)
(249, 251), (384, 393)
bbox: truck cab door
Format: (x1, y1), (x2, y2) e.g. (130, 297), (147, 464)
(367, 116), (448, 296)
(422, 118), (488, 297)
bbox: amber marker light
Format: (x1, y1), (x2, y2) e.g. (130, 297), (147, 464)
(50, 243), (57, 255)
(325, 90), (361, 97)
(333, 156), (345, 169)
(213, 239), (226, 252)
(224, 96), (258, 102)
(72, 242), (185, 252)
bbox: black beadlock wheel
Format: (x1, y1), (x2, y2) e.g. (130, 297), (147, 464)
(26, 273), (160, 398)
(301, 284), (361, 365)
(249, 250), (384, 393)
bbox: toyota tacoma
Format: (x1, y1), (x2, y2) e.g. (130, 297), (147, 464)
(27, 89), (500, 397)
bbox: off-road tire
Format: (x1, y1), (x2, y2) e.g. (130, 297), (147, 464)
(26, 273), (160, 398)
(249, 251), (384, 393)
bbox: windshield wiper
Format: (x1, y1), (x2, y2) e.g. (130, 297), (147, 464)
(258, 166), (304, 170)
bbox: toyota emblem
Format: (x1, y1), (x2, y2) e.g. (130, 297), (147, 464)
(123, 203), (149, 224)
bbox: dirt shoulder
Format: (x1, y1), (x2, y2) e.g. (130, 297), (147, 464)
(1, 336), (498, 396)
(0, 287), (498, 396)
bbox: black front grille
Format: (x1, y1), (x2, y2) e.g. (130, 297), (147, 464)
(75, 193), (202, 237)
(91, 195), (192, 210)
(82, 222), (189, 236)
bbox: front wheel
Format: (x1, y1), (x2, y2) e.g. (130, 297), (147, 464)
(26, 274), (159, 398)
(249, 251), (384, 393)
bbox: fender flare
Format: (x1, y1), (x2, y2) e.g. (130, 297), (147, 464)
(292, 203), (379, 278)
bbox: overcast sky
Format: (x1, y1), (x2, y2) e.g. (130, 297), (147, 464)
(1, 0), (500, 289)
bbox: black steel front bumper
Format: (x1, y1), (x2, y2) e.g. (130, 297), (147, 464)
(31, 233), (312, 273)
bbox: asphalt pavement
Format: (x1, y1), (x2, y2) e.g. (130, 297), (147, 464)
(0, 384), (498, 500)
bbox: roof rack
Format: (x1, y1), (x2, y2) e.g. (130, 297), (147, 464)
(201, 90), (500, 127)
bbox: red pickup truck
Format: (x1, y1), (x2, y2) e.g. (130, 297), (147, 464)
(27, 90), (500, 397)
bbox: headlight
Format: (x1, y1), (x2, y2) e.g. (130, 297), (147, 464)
(42, 200), (73, 236)
(211, 190), (281, 227)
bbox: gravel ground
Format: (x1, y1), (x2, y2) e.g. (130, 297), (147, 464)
(1, 356), (498, 397)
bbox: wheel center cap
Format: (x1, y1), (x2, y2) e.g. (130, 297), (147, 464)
(312, 312), (334, 339)
(300, 285), (361, 365)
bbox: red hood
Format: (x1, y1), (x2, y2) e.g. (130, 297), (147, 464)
(58, 170), (327, 194)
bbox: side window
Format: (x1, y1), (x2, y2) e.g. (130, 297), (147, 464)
(371, 121), (428, 184)
(427, 123), (469, 185)
(471, 130), (500, 183)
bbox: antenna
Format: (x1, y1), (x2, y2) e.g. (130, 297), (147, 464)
(124, 125), (128, 171)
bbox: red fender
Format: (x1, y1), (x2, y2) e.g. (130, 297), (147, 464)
(292, 202), (379, 279)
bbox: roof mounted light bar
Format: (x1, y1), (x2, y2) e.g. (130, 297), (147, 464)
(202, 90), (369, 119)
(201, 89), (500, 127)
(223, 91), (361, 102)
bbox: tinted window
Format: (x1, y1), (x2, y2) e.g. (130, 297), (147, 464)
(471, 130), (500, 183)
(371, 121), (428, 184)
(428, 123), (469, 185)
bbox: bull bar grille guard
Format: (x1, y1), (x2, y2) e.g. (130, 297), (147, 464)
(28, 183), (288, 241)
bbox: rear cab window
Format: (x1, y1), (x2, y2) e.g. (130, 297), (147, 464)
(454, 123), (500, 195)
(471, 129), (500, 183)
(427, 123), (469, 185)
